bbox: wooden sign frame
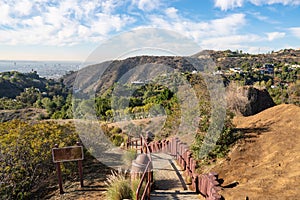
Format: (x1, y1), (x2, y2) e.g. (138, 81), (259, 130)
(52, 142), (84, 194)
(52, 145), (84, 163)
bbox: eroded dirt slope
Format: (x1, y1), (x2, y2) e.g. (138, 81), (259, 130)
(212, 104), (300, 200)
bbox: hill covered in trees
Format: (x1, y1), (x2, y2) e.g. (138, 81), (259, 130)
(0, 71), (68, 99)
(199, 48), (300, 69)
(0, 48), (299, 121)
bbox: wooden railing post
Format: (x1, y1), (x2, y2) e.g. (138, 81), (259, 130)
(186, 151), (192, 177)
(127, 135), (130, 149)
(136, 135), (152, 200)
(175, 138), (179, 159)
(193, 173), (199, 193)
(76, 142), (84, 187)
(54, 144), (64, 194)
(140, 137), (142, 153)
(147, 170), (151, 198)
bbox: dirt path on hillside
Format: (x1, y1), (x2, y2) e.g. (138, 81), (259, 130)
(211, 104), (300, 200)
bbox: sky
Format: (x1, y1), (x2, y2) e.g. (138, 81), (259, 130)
(0, 0), (300, 61)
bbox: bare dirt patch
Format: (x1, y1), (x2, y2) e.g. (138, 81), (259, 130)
(0, 108), (47, 122)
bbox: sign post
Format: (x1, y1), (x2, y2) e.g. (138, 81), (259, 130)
(76, 142), (84, 187)
(54, 144), (64, 194)
(52, 143), (84, 194)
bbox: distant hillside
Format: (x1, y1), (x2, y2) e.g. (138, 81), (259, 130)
(197, 48), (300, 69)
(63, 49), (300, 94)
(63, 56), (204, 95)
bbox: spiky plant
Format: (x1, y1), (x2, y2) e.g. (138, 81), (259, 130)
(105, 168), (132, 200)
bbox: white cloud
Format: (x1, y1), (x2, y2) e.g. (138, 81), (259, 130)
(147, 13), (246, 42)
(0, 0), (134, 46)
(289, 27), (300, 38)
(266, 32), (286, 41)
(165, 7), (178, 19)
(200, 35), (277, 54)
(262, 0), (300, 6)
(209, 13), (246, 36)
(214, 0), (244, 11)
(92, 13), (135, 36)
(78, 25), (89, 37)
(14, 0), (33, 16)
(144, 10), (280, 53)
(132, 0), (162, 12)
(0, 3), (12, 24)
(247, 11), (279, 24)
(101, 0), (122, 14)
(214, 0), (300, 10)
(201, 34), (263, 49)
(0, 0), (296, 56)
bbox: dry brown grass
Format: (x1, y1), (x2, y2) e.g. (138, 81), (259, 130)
(211, 104), (300, 200)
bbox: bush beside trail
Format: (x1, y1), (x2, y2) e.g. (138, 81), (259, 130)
(0, 120), (79, 199)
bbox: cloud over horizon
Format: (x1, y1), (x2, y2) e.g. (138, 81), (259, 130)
(0, 0), (299, 60)
(214, 0), (300, 10)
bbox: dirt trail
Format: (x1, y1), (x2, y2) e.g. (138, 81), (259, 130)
(211, 104), (300, 200)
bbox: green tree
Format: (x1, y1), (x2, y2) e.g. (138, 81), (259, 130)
(16, 87), (41, 106)
(41, 97), (56, 115)
(95, 97), (111, 119)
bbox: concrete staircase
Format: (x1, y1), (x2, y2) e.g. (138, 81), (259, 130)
(150, 153), (203, 200)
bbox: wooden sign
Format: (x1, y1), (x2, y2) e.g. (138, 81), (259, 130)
(52, 143), (84, 194)
(52, 146), (84, 163)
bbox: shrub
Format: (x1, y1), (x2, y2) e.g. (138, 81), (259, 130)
(131, 177), (146, 200)
(105, 169), (132, 200)
(111, 134), (125, 146)
(191, 108), (237, 163)
(110, 126), (122, 134)
(122, 148), (137, 168)
(0, 120), (79, 199)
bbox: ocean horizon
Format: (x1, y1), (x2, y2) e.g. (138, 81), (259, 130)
(0, 60), (83, 79)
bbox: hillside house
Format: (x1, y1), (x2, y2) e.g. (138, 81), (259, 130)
(213, 70), (223, 75)
(229, 67), (243, 74)
(260, 63), (274, 74)
(131, 80), (145, 85)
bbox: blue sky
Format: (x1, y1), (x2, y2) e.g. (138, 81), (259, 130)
(0, 0), (300, 61)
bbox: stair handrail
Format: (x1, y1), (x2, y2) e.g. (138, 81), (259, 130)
(136, 134), (152, 200)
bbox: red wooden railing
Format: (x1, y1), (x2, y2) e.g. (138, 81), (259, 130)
(126, 135), (221, 199)
(135, 135), (152, 200)
(149, 137), (222, 200)
(126, 135), (140, 150)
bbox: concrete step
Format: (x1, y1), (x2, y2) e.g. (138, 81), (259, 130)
(151, 190), (202, 200)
